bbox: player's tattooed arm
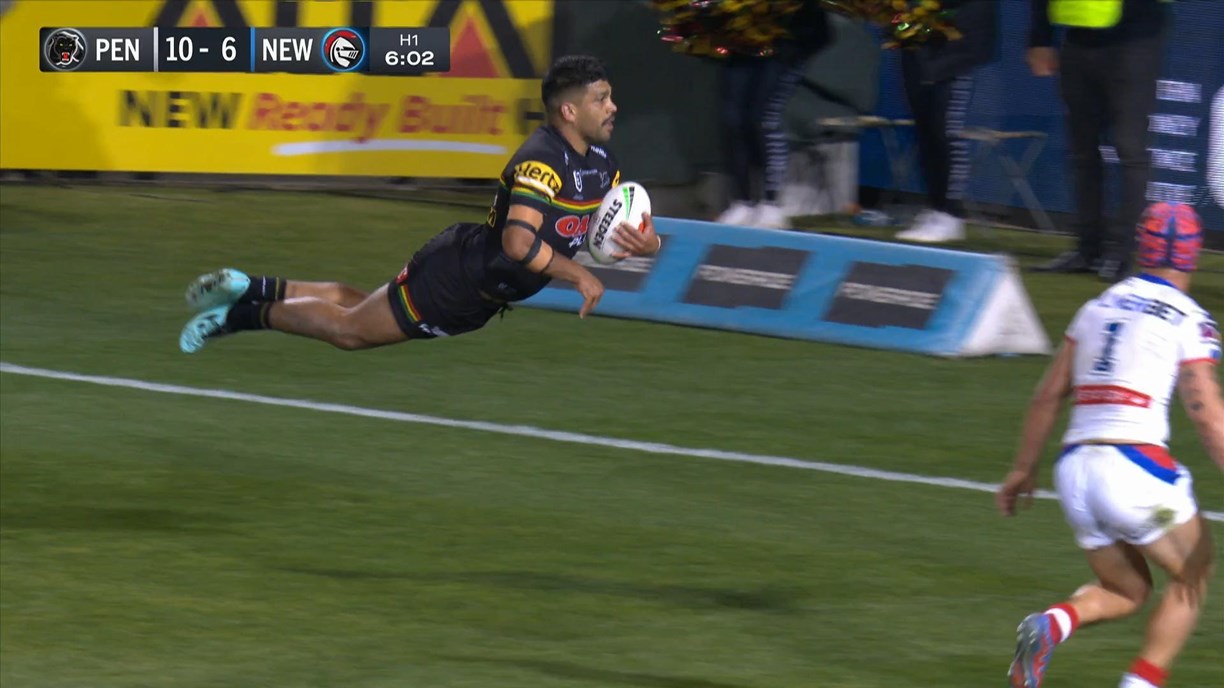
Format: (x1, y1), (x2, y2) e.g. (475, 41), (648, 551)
(1178, 362), (1224, 472)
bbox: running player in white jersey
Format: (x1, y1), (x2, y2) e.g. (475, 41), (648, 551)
(996, 202), (1223, 688)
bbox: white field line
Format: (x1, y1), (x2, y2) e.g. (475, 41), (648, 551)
(1, 361), (1220, 523)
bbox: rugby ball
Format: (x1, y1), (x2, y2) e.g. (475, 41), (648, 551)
(587, 181), (651, 265)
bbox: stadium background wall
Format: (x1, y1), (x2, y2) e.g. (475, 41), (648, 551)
(1, 0), (1221, 235)
(555, 0), (1223, 234)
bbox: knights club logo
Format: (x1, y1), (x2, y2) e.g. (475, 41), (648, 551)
(44, 28), (88, 71)
(321, 28), (365, 72)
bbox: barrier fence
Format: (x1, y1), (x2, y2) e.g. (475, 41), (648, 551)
(526, 218), (1052, 358)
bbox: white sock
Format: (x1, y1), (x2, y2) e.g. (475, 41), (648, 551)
(1119, 658), (1168, 688)
(1119, 674), (1159, 688)
(1046, 607), (1073, 643)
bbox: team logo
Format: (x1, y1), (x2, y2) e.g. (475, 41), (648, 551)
(1200, 320), (1220, 341)
(1150, 506), (1177, 531)
(44, 28), (88, 71)
(572, 168), (602, 194)
(321, 28), (365, 72)
(1203, 320), (1223, 361)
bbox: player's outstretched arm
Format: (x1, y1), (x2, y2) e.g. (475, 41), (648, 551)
(1177, 361), (1224, 472)
(997, 340), (1075, 516)
(502, 204), (605, 318)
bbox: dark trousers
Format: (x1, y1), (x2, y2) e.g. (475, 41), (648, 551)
(901, 55), (975, 217)
(1059, 30), (1165, 265)
(720, 56), (802, 203)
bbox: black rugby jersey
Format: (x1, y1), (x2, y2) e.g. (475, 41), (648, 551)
(477, 124), (620, 301)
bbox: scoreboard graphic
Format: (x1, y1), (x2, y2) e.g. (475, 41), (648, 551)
(2, 0), (553, 179)
(39, 26), (450, 75)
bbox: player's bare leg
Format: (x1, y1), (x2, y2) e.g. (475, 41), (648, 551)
(1008, 543), (1153, 688)
(1071, 543), (1154, 623)
(180, 268), (402, 353)
(1009, 517), (1213, 688)
(1120, 515), (1214, 685)
(263, 284), (407, 350)
(186, 269), (369, 311)
(284, 281), (368, 307)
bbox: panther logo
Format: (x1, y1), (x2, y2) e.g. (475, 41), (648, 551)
(43, 28), (87, 71)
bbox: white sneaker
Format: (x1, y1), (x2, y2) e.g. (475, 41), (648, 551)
(895, 210), (936, 240)
(716, 201), (756, 226)
(896, 210), (965, 243)
(921, 211), (966, 242)
(751, 203), (791, 229)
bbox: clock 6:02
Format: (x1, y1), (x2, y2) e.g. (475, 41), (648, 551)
(383, 49), (436, 68)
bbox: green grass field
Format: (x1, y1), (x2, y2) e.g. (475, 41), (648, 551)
(1, 185), (1221, 687)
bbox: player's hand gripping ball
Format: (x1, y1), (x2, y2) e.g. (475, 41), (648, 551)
(587, 181), (652, 265)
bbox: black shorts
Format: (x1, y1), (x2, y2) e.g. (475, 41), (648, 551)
(386, 223), (505, 340)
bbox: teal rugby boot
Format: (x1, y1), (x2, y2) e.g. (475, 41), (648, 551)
(179, 305), (233, 354)
(185, 268), (250, 312)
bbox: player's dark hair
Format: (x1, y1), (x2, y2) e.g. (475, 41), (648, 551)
(541, 55), (608, 111)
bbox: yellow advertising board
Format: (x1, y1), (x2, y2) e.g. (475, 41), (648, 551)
(0, 0), (553, 176)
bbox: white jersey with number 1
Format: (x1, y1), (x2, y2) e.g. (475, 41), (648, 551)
(1053, 274), (1219, 549)
(1063, 273), (1221, 447)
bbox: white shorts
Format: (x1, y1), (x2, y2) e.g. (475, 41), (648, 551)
(1054, 444), (1198, 550)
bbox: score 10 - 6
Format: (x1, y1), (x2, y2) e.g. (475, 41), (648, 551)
(366, 27), (450, 75)
(158, 28), (250, 72)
